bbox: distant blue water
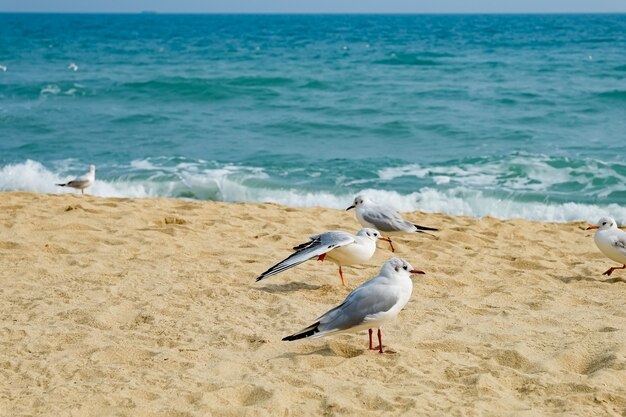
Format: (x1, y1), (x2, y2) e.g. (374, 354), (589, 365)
(1, 13), (625, 221)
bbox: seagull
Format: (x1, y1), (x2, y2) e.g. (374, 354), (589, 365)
(68, 63), (78, 71)
(586, 216), (626, 276)
(56, 165), (96, 195)
(282, 257), (424, 353)
(346, 195), (438, 252)
(256, 228), (391, 287)
(0, 65), (6, 72)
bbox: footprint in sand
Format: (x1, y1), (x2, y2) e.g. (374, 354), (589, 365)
(0, 241), (20, 250)
(163, 216), (187, 225)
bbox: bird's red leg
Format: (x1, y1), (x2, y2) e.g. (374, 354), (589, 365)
(317, 253), (326, 262)
(339, 266), (346, 287)
(368, 329), (374, 350)
(603, 264), (626, 276)
(375, 328), (396, 354)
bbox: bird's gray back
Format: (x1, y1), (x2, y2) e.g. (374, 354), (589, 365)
(361, 207), (414, 232)
(317, 282), (399, 333)
(310, 231), (355, 247)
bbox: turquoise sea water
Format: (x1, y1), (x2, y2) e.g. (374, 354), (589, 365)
(1, 13), (625, 221)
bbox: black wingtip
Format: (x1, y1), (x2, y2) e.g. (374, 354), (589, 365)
(414, 224), (438, 232)
(282, 322), (320, 341)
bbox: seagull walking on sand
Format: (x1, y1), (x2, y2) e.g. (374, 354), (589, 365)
(56, 165), (95, 195)
(586, 216), (626, 276)
(282, 257), (424, 353)
(346, 195), (438, 252)
(256, 228), (391, 287)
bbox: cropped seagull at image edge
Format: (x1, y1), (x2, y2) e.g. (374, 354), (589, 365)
(56, 165), (96, 195)
(255, 228), (391, 287)
(282, 257), (424, 354)
(586, 216), (626, 276)
(346, 195), (438, 252)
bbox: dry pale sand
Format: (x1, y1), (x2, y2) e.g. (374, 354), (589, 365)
(0, 191), (625, 417)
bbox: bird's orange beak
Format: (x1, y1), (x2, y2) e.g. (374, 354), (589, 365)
(410, 269), (425, 275)
(586, 225), (599, 230)
(378, 236), (392, 243)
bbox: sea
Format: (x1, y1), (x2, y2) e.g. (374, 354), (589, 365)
(1, 13), (625, 222)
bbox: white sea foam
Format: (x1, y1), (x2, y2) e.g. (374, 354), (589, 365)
(130, 159), (159, 170)
(0, 160), (159, 198)
(353, 188), (626, 223)
(1, 159), (625, 224)
(377, 154), (626, 196)
(39, 83), (85, 97)
(40, 85), (61, 95)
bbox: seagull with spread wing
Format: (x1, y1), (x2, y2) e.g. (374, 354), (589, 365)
(256, 228), (391, 287)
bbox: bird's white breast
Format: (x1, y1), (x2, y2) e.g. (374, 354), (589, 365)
(595, 230), (626, 265)
(327, 237), (375, 266)
(355, 207), (374, 228)
(362, 278), (413, 328)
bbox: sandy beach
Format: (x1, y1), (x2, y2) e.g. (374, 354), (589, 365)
(0, 191), (624, 416)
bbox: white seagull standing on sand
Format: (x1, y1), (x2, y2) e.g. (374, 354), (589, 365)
(68, 63), (78, 71)
(587, 216), (626, 276)
(256, 228), (391, 287)
(56, 165), (96, 195)
(282, 257), (424, 353)
(346, 194), (438, 252)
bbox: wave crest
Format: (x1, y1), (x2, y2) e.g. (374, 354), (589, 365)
(1, 158), (625, 224)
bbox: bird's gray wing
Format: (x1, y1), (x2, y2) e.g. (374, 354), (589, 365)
(256, 231), (354, 281)
(305, 231), (355, 245)
(66, 178), (90, 188)
(361, 206), (413, 232)
(611, 234), (626, 256)
(314, 282), (399, 335)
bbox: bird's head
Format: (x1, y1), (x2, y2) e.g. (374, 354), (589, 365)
(586, 216), (617, 231)
(346, 194), (368, 211)
(357, 228), (392, 244)
(381, 257), (425, 277)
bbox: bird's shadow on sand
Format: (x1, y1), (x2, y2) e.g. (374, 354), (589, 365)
(272, 345), (369, 360)
(273, 346), (337, 359)
(557, 275), (626, 284)
(255, 282), (322, 293)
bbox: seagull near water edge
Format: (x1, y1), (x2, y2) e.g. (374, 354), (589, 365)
(586, 216), (626, 276)
(282, 257), (424, 354)
(256, 228), (391, 287)
(346, 194), (438, 252)
(56, 165), (96, 195)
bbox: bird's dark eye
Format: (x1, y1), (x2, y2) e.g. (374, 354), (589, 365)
(602, 222), (607, 226)
(403, 265), (408, 270)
